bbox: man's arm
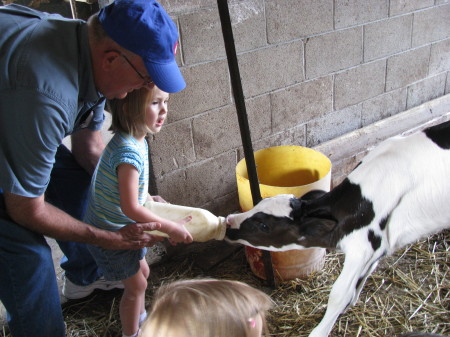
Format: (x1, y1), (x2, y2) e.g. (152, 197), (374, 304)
(71, 128), (105, 175)
(4, 192), (161, 249)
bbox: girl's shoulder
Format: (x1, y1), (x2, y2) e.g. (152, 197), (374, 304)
(105, 133), (147, 168)
(107, 132), (137, 148)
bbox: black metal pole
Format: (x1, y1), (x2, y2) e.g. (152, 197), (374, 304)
(217, 0), (275, 287)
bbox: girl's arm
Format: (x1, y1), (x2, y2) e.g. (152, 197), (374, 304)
(117, 163), (193, 243)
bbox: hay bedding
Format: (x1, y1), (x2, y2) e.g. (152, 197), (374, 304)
(3, 231), (447, 337)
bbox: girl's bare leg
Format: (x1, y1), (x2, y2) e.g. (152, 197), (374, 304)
(120, 259), (150, 336)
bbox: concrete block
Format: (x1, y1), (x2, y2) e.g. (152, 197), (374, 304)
(192, 105), (241, 160)
(289, 125), (308, 147)
(306, 104), (362, 147)
(335, 60), (386, 110)
(265, 0), (333, 43)
(412, 4), (450, 47)
(429, 38), (450, 75)
(170, 60), (231, 120)
(271, 76), (332, 133)
(447, 72), (450, 94)
(406, 73), (447, 109)
(202, 191), (240, 217)
(386, 46), (431, 91)
(159, 0), (216, 15)
(335, 0), (389, 29)
(179, 2), (266, 65)
(227, 0), (267, 51)
(191, 94), (271, 160)
(238, 41), (304, 98)
(249, 124), (307, 155)
(149, 119), (195, 176)
(246, 94), (272, 141)
(364, 15), (413, 62)
(305, 27), (363, 79)
(361, 88), (407, 126)
(389, 0), (434, 16)
(156, 151), (237, 207)
(179, 8), (225, 65)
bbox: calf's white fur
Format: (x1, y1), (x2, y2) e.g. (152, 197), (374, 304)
(225, 121), (450, 337)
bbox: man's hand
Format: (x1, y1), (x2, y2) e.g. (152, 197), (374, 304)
(101, 222), (164, 250)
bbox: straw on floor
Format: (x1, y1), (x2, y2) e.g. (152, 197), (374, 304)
(2, 230), (447, 337)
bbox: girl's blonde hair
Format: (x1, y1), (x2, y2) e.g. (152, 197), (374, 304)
(108, 87), (153, 138)
(141, 278), (274, 337)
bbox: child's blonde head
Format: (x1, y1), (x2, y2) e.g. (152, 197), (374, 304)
(108, 87), (153, 138)
(141, 278), (273, 337)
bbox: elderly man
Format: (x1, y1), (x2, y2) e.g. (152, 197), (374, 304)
(0, 1), (185, 336)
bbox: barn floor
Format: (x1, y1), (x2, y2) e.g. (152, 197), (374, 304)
(1, 231), (448, 337)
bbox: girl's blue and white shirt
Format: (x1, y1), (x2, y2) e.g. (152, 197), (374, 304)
(85, 132), (149, 231)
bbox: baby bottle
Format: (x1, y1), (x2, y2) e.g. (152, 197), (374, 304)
(144, 200), (226, 242)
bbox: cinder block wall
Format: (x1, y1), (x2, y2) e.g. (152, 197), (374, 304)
(152, 0), (450, 215)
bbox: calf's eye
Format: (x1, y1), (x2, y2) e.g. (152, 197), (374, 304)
(258, 222), (270, 232)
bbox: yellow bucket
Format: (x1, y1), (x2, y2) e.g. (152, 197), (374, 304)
(236, 145), (331, 282)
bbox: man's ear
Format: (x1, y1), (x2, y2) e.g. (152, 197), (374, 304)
(102, 50), (120, 71)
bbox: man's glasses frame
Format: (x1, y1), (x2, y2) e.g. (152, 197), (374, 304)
(106, 49), (153, 86)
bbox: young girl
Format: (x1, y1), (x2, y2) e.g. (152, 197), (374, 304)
(140, 278), (274, 337)
(85, 86), (193, 337)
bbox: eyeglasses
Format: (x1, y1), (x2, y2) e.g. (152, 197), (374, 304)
(107, 50), (153, 86)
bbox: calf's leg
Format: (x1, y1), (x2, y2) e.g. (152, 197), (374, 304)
(308, 246), (380, 337)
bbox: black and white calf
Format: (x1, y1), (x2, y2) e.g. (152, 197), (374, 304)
(225, 120), (450, 337)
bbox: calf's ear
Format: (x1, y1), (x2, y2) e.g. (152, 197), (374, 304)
(302, 190), (327, 200)
(290, 197), (304, 220)
(300, 218), (337, 241)
(290, 190), (327, 220)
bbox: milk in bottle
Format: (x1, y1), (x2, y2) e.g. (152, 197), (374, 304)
(144, 200), (226, 242)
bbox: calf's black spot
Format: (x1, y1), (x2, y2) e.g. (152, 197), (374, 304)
(379, 216), (389, 230)
(332, 179), (376, 235)
(424, 120), (450, 149)
(368, 229), (381, 251)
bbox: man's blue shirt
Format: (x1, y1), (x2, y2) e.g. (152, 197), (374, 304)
(0, 4), (105, 197)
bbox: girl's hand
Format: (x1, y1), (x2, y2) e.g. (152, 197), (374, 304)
(150, 195), (168, 203)
(167, 216), (193, 244)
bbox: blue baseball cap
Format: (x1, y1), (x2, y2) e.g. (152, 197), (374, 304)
(98, 0), (186, 93)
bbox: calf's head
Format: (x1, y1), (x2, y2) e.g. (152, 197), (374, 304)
(225, 191), (335, 251)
